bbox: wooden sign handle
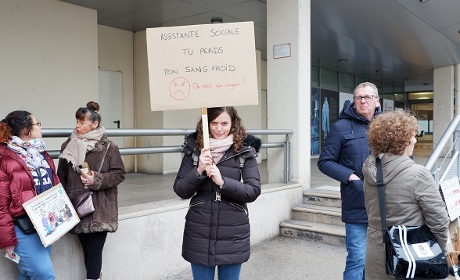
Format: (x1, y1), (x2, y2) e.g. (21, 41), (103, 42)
(201, 107), (210, 150)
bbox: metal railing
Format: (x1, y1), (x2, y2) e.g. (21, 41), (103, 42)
(425, 114), (460, 184)
(42, 128), (293, 183)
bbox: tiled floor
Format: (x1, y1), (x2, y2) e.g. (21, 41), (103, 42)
(118, 147), (432, 207)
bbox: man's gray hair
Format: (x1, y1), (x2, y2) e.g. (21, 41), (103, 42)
(354, 82), (378, 97)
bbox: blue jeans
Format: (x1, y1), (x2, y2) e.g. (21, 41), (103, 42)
(14, 225), (55, 280)
(343, 223), (367, 280)
(191, 263), (242, 280)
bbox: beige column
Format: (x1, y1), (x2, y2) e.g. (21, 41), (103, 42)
(433, 65), (455, 156)
(267, 0), (311, 186)
(455, 64), (460, 115)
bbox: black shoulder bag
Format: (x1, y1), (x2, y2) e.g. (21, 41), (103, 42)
(376, 156), (448, 279)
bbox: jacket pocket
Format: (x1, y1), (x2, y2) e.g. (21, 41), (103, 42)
(229, 202), (248, 215)
(342, 179), (365, 210)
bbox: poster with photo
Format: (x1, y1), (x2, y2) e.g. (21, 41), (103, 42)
(339, 92), (354, 113)
(23, 184), (80, 247)
(319, 89), (339, 143)
(383, 99), (395, 112)
(311, 88), (320, 155)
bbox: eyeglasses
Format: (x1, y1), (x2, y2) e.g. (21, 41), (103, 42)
(353, 95), (377, 102)
(32, 121), (42, 127)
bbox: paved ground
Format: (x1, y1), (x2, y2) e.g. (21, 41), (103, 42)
(162, 147), (451, 280)
(162, 236), (347, 280)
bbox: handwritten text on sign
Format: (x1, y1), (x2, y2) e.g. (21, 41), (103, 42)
(440, 177), (460, 221)
(146, 22), (258, 111)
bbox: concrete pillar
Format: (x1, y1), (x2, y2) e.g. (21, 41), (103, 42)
(267, 0), (311, 186)
(433, 65), (455, 156)
(455, 64), (460, 115)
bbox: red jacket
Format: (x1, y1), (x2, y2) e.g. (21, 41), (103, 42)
(0, 144), (60, 248)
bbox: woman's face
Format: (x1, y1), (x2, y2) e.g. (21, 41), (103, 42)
(209, 111), (232, 139)
(404, 136), (417, 156)
(75, 116), (98, 135)
(27, 115), (42, 140)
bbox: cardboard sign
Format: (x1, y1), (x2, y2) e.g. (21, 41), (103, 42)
(440, 177), (460, 221)
(146, 21), (258, 111)
(22, 184), (80, 247)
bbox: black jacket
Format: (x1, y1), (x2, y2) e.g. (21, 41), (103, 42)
(173, 133), (261, 266)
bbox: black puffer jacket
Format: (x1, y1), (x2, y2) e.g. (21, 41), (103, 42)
(173, 133), (261, 266)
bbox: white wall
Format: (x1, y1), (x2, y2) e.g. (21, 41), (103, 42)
(134, 30), (164, 173)
(98, 25), (135, 171)
(0, 0), (98, 151)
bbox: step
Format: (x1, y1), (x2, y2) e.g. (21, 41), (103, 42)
(303, 187), (341, 208)
(280, 219), (345, 246)
(291, 204), (343, 226)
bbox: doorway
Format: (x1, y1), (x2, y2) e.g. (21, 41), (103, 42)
(411, 102), (433, 149)
(98, 69), (124, 148)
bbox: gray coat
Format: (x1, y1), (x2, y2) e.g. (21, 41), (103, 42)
(362, 154), (449, 279)
(173, 134), (261, 266)
(57, 136), (126, 234)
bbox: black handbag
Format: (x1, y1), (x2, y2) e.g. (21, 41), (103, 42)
(376, 156), (449, 279)
(13, 214), (36, 235)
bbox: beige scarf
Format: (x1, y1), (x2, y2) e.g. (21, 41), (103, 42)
(209, 134), (234, 164)
(59, 126), (105, 169)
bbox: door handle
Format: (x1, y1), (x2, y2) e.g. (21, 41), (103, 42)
(114, 120), (120, 129)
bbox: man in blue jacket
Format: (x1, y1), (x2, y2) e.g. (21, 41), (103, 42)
(317, 82), (381, 280)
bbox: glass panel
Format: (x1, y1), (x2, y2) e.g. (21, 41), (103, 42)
(356, 76), (368, 85)
(371, 79), (383, 96)
(339, 72), (354, 93)
(383, 82), (394, 100)
(320, 68), (338, 90)
(395, 86), (404, 95)
(311, 66), (319, 87)
(394, 86), (404, 101)
(394, 101), (404, 109)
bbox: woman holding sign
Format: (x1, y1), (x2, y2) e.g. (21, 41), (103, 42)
(58, 101), (125, 280)
(0, 110), (60, 279)
(174, 106), (261, 280)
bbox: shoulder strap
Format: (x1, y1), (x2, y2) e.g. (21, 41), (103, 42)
(98, 142), (111, 172)
(376, 156), (387, 243)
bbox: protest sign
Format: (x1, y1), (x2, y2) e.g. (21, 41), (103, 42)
(440, 177), (460, 221)
(146, 21), (258, 111)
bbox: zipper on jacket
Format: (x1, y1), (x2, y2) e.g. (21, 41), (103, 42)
(217, 147), (252, 165)
(189, 201), (205, 208)
(229, 202), (248, 215)
(215, 190), (221, 201)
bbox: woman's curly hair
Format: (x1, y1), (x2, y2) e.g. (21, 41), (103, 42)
(368, 110), (419, 155)
(195, 107), (247, 153)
